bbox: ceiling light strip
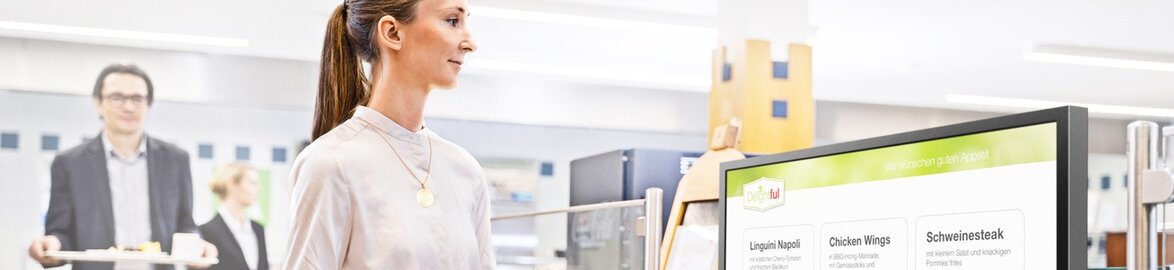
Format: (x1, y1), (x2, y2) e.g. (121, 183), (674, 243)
(468, 59), (709, 90)
(1023, 52), (1174, 73)
(471, 6), (716, 37)
(0, 20), (249, 47)
(946, 94), (1174, 118)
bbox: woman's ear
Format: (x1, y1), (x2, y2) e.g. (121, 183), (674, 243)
(376, 15), (404, 51)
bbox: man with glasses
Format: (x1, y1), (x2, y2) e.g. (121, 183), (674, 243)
(28, 64), (217, 270)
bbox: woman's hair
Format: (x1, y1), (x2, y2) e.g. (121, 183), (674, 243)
(208, 162), (256, 199)
(313, 0), (422, 140)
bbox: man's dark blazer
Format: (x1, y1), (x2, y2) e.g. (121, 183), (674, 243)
(199, 214), (269, 270)
(43, 133), (196, 270)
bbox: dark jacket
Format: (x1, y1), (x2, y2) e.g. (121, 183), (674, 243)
(44, 133), (196, 270)
(199, 214), (269, 270)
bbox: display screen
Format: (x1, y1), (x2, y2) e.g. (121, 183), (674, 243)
(722, 122), (1059, 270)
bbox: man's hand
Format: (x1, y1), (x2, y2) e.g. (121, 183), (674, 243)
(28, 235), (63, 267)
(187, 240), (219, 269)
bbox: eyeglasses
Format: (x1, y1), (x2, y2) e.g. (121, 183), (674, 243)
(103, 94), (148, 106)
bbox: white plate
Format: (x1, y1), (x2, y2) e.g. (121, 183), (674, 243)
(46, 250), (217, 267)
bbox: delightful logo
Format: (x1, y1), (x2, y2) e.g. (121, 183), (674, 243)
(743, 177), (785, 211)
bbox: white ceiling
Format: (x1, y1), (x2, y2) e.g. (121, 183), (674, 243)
(809, 0), (1174, 112)
(2, 0), (1173, 119)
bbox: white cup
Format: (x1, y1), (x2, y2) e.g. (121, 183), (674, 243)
(170, 233), (203, 259)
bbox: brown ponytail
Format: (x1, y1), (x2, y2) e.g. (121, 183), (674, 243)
(311, 0), (422, 140)
(312, 4), (368, 140)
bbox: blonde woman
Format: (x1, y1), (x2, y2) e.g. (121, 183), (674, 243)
(199, 163), (268, 270)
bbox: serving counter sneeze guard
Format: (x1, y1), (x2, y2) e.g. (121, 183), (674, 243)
(492, 188), (664, 270)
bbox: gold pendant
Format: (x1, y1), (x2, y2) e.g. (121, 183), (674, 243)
(416, 188), (435, 208)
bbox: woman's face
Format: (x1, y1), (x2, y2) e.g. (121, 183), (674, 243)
(398, 0), (477, 89)
(228, 169), (260, 207)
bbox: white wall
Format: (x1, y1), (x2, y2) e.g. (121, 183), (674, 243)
(0, 89), (710, 269)
(815, 101), (1134, 154)
(0, 36), (1147, 268)
(4, 36), (1138, 148)
(0, 37), (713, 135)
(0, 89), (310, 270)
(0, 37), (718, 268)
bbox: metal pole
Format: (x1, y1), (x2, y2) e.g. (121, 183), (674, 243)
(1164, 126), (1174, 268)
(491, 199), (646, 221)
(1128, 121), (1161, 270)
(644, 188), (663, 270)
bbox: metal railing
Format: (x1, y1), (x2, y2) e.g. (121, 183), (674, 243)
(492, 188), (663, 270)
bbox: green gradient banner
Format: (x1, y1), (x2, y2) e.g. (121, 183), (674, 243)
(727, 123), (1056, 198)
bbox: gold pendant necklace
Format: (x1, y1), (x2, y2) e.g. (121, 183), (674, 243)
(416, 188), (435, 208)
(359, 118), (435, 208)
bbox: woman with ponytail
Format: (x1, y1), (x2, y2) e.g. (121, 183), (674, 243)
(285, 0), (490, 268)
